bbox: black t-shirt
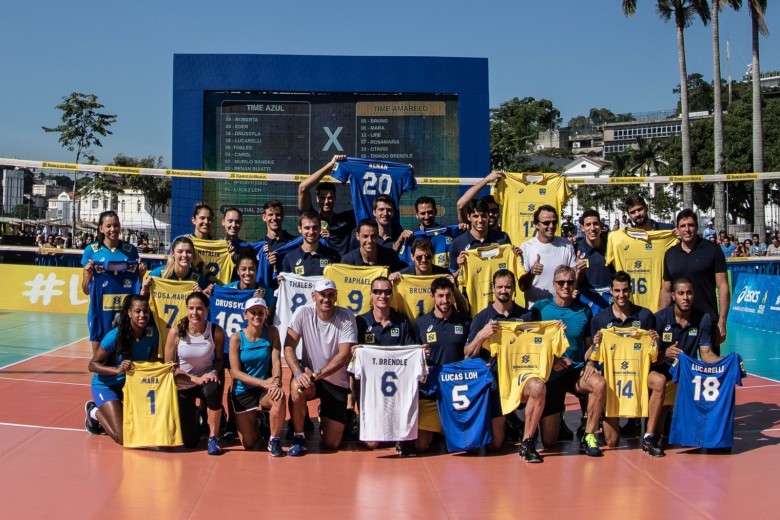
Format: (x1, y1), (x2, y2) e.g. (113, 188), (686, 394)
(663, 237), (727, 321)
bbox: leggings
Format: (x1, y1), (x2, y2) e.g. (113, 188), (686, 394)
(178, 382), (222, 449)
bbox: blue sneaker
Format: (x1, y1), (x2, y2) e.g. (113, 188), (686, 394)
(207, 436), (222, 456)
(288, 435), (307, 457)
(580, 433), (603, 457)
(268, 437), (286, 457)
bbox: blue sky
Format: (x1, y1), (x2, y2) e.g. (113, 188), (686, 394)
(0, 0), (776, 166)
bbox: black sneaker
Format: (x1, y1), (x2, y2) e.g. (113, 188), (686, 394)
(84, 401), (102, 435)
(518, 438), (542, 463)
(641, 435), (666, 458)
(343, 409), (360, 441)
(268, 437), (285, 457)
(621, 418), (641, 438)
(558, 415), (574, 441)
(396, 441), (416, 458)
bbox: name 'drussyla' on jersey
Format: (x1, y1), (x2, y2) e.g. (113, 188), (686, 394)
(441, 370), (480, 382)
(214, 298), (244, 309)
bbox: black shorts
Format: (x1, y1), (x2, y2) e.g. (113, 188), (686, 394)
(230, 386), (268, 414)
(542, 368), (585, 417)
(654, 362), (672, 382)
(313, 379), (349, 424)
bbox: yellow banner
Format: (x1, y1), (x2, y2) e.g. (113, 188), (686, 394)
(227, 172), (268, 181)
(670, 175), (705, 183)
(726, 173), (759, 181)
(103, 165), (141, 175)
(41, 161), (79, 171)
(0, 265), (88, 314)
(164, 169), (204, 178)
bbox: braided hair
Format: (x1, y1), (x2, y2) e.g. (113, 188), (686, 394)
(114, 295), (150, 363)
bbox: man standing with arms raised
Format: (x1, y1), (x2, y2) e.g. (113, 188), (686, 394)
(284, 279), (357, 455)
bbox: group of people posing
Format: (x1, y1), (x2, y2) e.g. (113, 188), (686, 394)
(82, 156), (734, 462)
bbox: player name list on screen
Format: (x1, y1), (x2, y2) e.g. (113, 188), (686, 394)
(218, 101), (311, 173)
(356, 101), (446, 161)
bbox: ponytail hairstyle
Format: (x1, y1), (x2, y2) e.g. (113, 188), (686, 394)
(177, 292), (210, 338)
(162, 236), (195, 279)
(192, 203), (214, 239)
(96, 211), (120, 246)
(115, 295), (150, 363)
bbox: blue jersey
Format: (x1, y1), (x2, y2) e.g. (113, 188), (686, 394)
(239, 236), (304, 287)
(209, 285), (257, 354)
(82, 242), (141, 342)
(429, 358), (494, 453)
(92, 324), (159, 390)
(670, 352), (746, 449)
(331, 157), (416, 229)
(399, 225), (463, 269)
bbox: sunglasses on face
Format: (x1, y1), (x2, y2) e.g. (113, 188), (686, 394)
(553, 280), (575, 287)
(414, 254), (432, 261)
(539, 220), (558, 227)
(371, 289), (392, 296)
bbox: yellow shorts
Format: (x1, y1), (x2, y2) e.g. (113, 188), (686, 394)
(664, 381), (677, 407)
(418, 399), (442, 433)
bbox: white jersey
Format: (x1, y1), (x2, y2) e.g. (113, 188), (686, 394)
(351, 345), (428, 442)
(273, 274), (323, 359)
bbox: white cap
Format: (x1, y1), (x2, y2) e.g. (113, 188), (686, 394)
(314, 279), (337, 292)
(244, 297), (267, 311)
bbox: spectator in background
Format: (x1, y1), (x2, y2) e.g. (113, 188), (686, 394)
(735, 243), (749, 258)
(702, 221), (717, 241)
(750, 234), (767, 257)
(720, 236), (735, 257)
(767, 237), (780, 256)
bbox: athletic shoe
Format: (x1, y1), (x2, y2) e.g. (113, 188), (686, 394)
(267, 438), (285, 457)
(558, 415), (575, 441)
(518, 438), (542, 463)
(84, 401), (102, 435)
(580, 433), (603, 457)
(395, 441), (416, 458)
(641, 435), (666, 458)
(288, 435), (307, 457)
(207, 436), (222, 456)
(621, 418), (642, 438)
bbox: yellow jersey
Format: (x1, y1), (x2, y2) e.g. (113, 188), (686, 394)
(592, 327), (658, 418)
(484, 320), (568, 415)
(493, 172), (572, 246)
(189, 236), (235, 286)
(323, 264), (388, 315)
(605, 228), (678, 312)
(148, 277), (193, 357)
(391, 274), (439, 324)
(123, 362), (183, 448)
(458, 244), (525, 317)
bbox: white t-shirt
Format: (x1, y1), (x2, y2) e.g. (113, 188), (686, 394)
(274, 274), (323, 359)
(288, 303), (357, 388)
(350, 345), (427, 442)
(520, 236), (577, 306)
(176, 323), (216, 390)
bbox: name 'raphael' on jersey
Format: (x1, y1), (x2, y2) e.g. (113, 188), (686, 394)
(148, 278), (194, 358)
(123, 362), (183, 448)
(350, 345), (428, 442)
(209, 285), (257, 354)
(493, 172), (572, 246)
(323, 264), (388, 316)
(428, 358), (494, 453)
(331, 157), (416, 229)
(593, 327), (658, 418)
(273, 273), (323, 360)
(458, 244), (526, 317)
(484, 321), (569, 415)
(605, 228), (678, 312)
(391, 274), (438, 324)
(189, 236), (236, 286)
(670, 352), (746, 449)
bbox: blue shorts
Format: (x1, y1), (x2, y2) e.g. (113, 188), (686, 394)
(91, 383), (123, 407)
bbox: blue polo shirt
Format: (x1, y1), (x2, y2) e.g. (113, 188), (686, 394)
(281, 244), (340, 276)
(356, 309), (415, 346)
(448, 229), (510, 272)
(575, 235), (612, 290)
(654, 305), (712, 361)
(320, 210), (356, 257)
(414, 310), (471, 366)
(591, 304), (656, 337)
(534, 298), (592, 366)
(340, 246), (408, 272)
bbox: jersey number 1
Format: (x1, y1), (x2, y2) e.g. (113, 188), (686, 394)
(146, 389), (156, 415)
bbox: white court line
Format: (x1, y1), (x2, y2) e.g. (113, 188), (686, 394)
(0, 336), (88, 371)
(0, 376), (89, 387)
(42, 354), (92, 360)
(737, 384), (780, 389)
(747, 373), (780, 384)
(0, 421), (83, 433)
(761, 428), (780, 433)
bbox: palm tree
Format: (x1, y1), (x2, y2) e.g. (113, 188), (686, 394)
(712, 1), (742, 235)
(748, 0), (769, 238)
(623, 1), (711, 210)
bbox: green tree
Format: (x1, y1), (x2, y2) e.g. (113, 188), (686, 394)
(42, 92), (116, 238)
(11, 203), (45, 219)
(490, 97), (562, 171)
(589, 108), (617, 125)
(112, 154), (171, 242)
(673, 73), (714, 113)
(568, 115), (592, 133)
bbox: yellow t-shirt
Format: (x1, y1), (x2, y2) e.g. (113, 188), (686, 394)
(493, 172), (572, 246)
(484, 320), (568, 415)
(148, 277), (193, 357)
(592, 327), (658, 418)
(189, 236), (235, 286)
(605, 228), (678, 312)
(323, 264), (388, 315)
(123, 362), (183, 448)
(459, 244), (525, 317)
(391, 274), (439, 324)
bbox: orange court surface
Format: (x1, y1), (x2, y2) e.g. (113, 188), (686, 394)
(0, 312), (779, 519)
